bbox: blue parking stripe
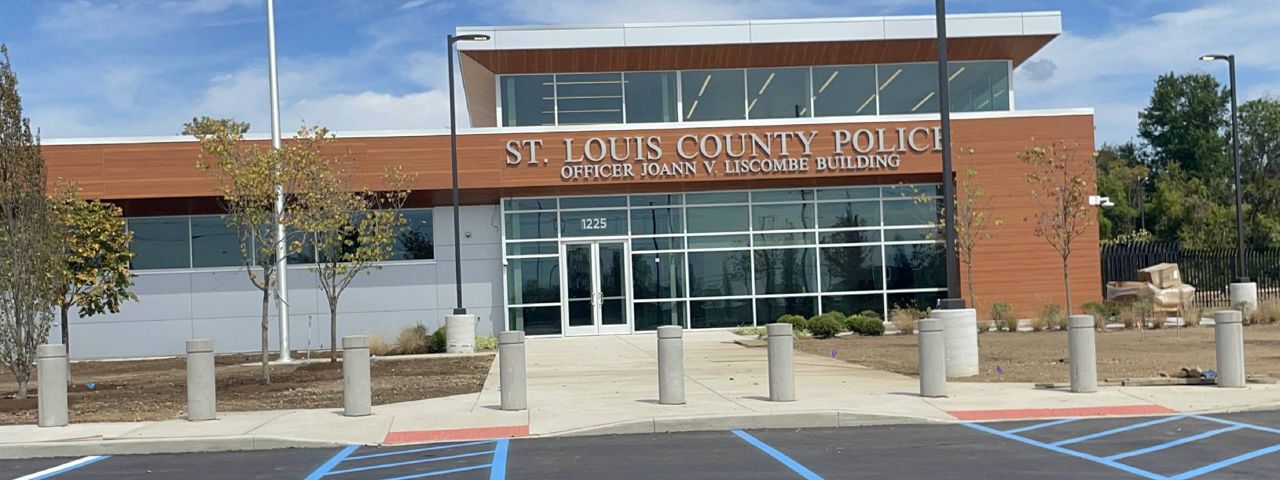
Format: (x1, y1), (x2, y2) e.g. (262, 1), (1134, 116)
(1167, 443), (1280, 480)
(1192, 415), (1280, 435)
(344, 440), (494, 461)
(327, 449), (494, 475)
(489, 438), (509, 480)
(381, 463), (492, 480)
(305, 445), (359, 480)
(963, 422), (1165, 480)
(1107, 425), (1244, 460)
(17, 455), (110, 480)
(732, 430), (824, 480)
(1052, 415), (1184, 446)
(1006, 417), (1081, 434)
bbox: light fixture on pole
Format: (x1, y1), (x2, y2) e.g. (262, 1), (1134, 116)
(1199, 53), (1249, 283)
(447, 33), (490, 315)
(934, 0), (964, 309)
(266, 0), (291, 362)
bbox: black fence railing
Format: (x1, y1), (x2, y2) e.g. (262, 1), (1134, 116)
(1100, 241), (1280, 308)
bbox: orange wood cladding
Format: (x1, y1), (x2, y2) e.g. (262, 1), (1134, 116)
(42, 113), (1098, 316)
(460, 35), (1055, 75)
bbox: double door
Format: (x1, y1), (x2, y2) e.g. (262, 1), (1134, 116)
(561, 240), (630, 336)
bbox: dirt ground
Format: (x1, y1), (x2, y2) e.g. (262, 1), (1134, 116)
(0, 353), (492, 425)
(796, 323), (1280, 384)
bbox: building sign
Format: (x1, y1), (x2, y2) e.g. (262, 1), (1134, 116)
(504, 125), (943, 181)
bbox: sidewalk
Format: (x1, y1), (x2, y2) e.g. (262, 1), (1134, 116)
(4, 330), (1278, 458)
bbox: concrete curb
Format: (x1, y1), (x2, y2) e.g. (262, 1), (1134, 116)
(543, 410), (947, 437)
(0, 435), (352, 460)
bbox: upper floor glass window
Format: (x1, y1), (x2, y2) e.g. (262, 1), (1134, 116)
(497, 60), (1011, 127)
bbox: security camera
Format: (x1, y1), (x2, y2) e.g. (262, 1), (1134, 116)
(1088, 195), (1115, 209)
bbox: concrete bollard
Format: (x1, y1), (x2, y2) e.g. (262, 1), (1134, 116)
(1067, 315), (1097, 393)
(498, 331), (527, 411)
(445, 314), (478, 354)
(917, 318), (947, 398)
(656, 325), (685, 405)
(1213, 310), (1246, 388)
(185, 339), (216, 421)
(341, 335), (372, 416)
(1229, 282), (1259, 316)
(933, 308), (979, 378)
(766, 323), (796, 402)
(36, 344), (68, 427)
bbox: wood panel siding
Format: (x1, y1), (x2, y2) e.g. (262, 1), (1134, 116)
(42, 112), (1097, 315)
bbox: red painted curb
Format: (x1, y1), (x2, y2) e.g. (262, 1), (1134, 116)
(383, 425), (530, 444)
(948, 404), (1177, 421)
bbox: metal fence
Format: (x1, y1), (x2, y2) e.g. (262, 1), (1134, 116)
(1100, 241), (1280, 308)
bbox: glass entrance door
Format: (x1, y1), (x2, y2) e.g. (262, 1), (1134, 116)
(562, 241), (631, 335)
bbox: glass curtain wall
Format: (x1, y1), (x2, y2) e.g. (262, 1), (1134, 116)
(501, 185), (945, 335)
(499, 60), (1012, 126)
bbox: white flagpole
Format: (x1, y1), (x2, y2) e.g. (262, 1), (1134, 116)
(266, 0), (292, 362)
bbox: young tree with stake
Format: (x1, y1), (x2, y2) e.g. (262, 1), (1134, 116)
(1020, 138), (1094, 314)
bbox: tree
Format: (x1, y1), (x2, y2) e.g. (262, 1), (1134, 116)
(1148, 163), (1235, 249)
(50, 183), (136, 367)
(0, 45), (59, 398)
(1020, 139), (1093, 314)
(185, 117), (321, 383)
(951, 167), (1001, 309)
(1239, 97), (1280, 248)
(1137, 73), (1229, 183)
(293, 129), (410, 362)
(1094, 142), (1148, 239)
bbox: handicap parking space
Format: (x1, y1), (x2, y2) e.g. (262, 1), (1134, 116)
(965, 412), (1280, 480)
(505, 430), (801, 480)
(305, 440), (507, 480)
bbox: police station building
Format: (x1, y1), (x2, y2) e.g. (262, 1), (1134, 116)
(43, 11), (1101, 357)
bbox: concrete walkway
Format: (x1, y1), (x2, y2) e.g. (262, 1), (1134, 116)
(3, 330), (1278, 458)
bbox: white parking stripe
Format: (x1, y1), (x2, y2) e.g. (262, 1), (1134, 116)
(14, 455), (109, 480)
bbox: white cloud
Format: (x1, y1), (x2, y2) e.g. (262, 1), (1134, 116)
(292, 90), (456, 132)
(473, 0), (916, 24)
(36, 0), (258, 41)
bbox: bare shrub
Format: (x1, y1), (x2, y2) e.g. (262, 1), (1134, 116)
(368, 335), (394, 356)
(1039, 304), (1064, 330)
(991, 302), (1016, 332)
(890, 307), (927, 334)
(1249, 300), (1280, 325)
(394, 324), (430, 355)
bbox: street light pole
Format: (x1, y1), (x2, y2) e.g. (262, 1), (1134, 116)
(266, 0), (291, 362)
(1201, 53), (1248, 282)
(935, 0), (963, 309)
(447, 33), (491, 315)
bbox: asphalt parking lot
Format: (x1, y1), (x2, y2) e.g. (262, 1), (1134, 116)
(7, 411), (1280, 479)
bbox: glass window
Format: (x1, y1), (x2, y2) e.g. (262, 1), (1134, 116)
(630, 193), (681, 206)
(632, 236), (684, 251)
(877, 63), (939, 115)
(505, 212), (558, 239)
(885, 228), (937, 242)
(631, 208), (683, 235)
(949, 61), (1010, 112)
(820, 229), (881, 245)
(686, 206), (748, 233)
(754, 248), (816, 295)
(886, 243), (946, 290)
(560, 210), (628, 237)
(689, 299), (752, 329)
(822, 294), (884, 319)
(128, 217), (189, 269)
(686, 234), (749, 249)
(751, 189), (812, 203)
(681, 69), (745, 122)
(820, 245), (883, 292)
(888, 291), (946, 311)
(686, 191), (747, 205)
(635, 301), (685, 331)
(509, 306), (561, 336)
(633, 252), (685, 300)
(884, 184), (941, 198)
(288, 227), (317, 264)
(687, 250), (751, 297)
(555, 73), (623, 125)
(507, 257), (560, 305)
(817, 186), (879, 200)
(191, 216), (242, 268)
(747, 67), (810, 119)
(507, 241), (558, 256)
(752, 203), (813, 231)
(393, 209), (433, 260)
(624, 71), (678, 124)
(754, 232), (814, 247)
(812, 65), (878, 117)
(882, 199), (938, 226)
(560, 195), (626, 209)
(500, 75), (554, 127)
(817, 201), (880, 229)
(505, 198), (556, 211)
(757, 297), (817, 325)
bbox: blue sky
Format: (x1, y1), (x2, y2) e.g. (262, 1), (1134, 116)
(1, 0), (1277, 146)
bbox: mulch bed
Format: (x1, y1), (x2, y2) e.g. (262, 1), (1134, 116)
(0, 353), (492, 425)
